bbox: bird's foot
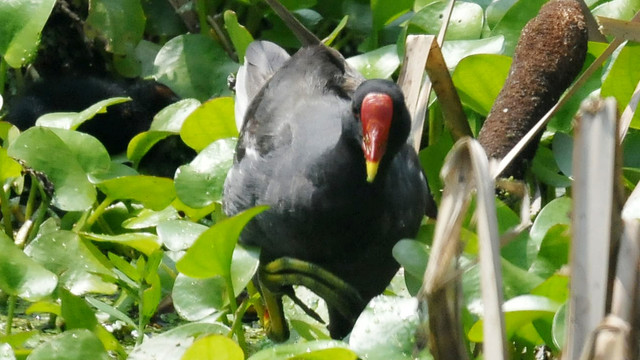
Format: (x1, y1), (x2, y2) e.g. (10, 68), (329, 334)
(257, 257), (364, 341)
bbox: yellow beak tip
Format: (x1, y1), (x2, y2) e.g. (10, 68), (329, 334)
(366, 161), (379, 183)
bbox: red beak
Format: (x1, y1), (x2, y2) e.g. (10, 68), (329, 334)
(360, 92), (393, 182)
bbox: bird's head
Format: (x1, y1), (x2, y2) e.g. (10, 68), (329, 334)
(352, 80), (410, 183)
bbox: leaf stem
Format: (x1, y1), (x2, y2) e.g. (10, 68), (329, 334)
(0, 184), (13, 238)
(6, 294), (16, 336)
(225, 276), (246, 351)
(85, 197), (113, 230)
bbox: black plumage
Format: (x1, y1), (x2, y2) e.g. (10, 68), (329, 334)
(224, 41), (435, 339)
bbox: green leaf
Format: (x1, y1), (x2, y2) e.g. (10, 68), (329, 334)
(0, 0), (56, 68)
(441, 36), (505, 70)
(531, 146), (572, 188)
(122, 206), (179, 230)
(453, 54), (511, 116)
(552, 302), (567, 349)
(152, 34), (239, 101)
(97, 175), (176, 210)
(27, 329), (109, 360)
(468, 295), (561, 342)
(350, 296), (429, 360)
(174, 138), (236, 208)
(0, 148), (22, 183)
(127, 131), (174, 167)
(60, 288), (99, 331)
(249, 340), (354, 360)
(224, 10), (254, 64)
(181, 98), (237, 152)
(410, 1), (484, 40)
(157, 220), (208, 251)
(85, 296), (137, 328)
(25, 230), (117, 295)
(85, 0), (145, 55)
(346, 45), (400, 80)
(529, 197), (572, 260)
(35, 97), (131, 130)
(83, 232), (161, 256)
(371, 0), (412, 32)
(0, 233), (57, 301)
(181, 334), (243, 360)
(173, 244), (258, 320)
(172, 274), (226, 321)
(8, 127), (97, 211)
(592, 0), (640, 20)
(529, 224), (570, 278)
(602, 43), (640, 121)
(490, 0), (547, 56)
(177, 206), (267, 279)
(128, 323), (229, 360)
(392, 239), (429, 295)
(48, 128), (111, 175)
(150, 98), (201, 132)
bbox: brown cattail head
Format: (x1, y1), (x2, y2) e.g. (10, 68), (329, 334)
(477, 0), (588, 177)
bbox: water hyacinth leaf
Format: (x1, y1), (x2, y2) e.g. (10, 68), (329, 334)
(47, 128), (111, 174)
(122, 206), (179, 230)
(85, 0), (145, 55)
(177, 206), (267, 279)
(150, 98), (201, 132)
(0, 233), (57, 301)
(485, 0), (518, 28)
(82, 232), (161, 256)
(350, 296), (429, 360)
(370, 0), (412, 33)
(97, 175), (176, 210)
(0, 0), (56, 68)
(410, 1), (484, 40)
(35, 97), (131, 130)
(248, 340), (355, 360)
(346, 45), (400, 80)
(552, 132), (574, 177)
(552, 302), (567, 349)
(174, 138), (236, 208)
(172, 274), (226, 321)
(224, 10), (254, 63)
(467, 295), (561, 342)
(128, 322), (229, 360)
(152, 34), (239, 101)
(592, 0), (640, 20)
(490, 0), (546, 56)
(528, 224), (570, 278)
(27, 329), (109, 360)
(24, 230), (117, 295)
(452, 54), (511, 116)
(441, 36), (505, 70)
(8, 127), (96, 211)
(181, 97), (237, 152)
(157, 220), (208, 251)
(528, 197), (572, 265)
(531, 146), (572, 188)
(601, 43), (640, 117)
(0, 148), (22, 183)
(392, 239), (429, 295)
(127, 131), (174, 166)
(181, 335), (243, 360)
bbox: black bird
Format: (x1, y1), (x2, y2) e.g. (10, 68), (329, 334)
(224, 38), (436, 339)
(4, 77), (195, 177)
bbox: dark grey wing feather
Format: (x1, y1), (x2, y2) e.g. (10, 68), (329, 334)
(235, 41), (291, 130)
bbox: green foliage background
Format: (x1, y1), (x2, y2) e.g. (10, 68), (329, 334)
(0, 0), (639, 359)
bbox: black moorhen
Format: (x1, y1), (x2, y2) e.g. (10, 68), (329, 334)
(224, 36), (436, 339)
